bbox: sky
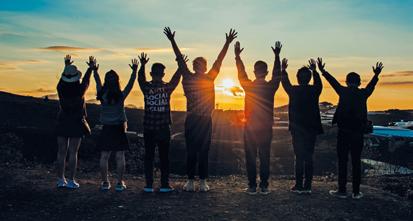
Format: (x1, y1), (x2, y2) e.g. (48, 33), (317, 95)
(0, 0), (412, 110)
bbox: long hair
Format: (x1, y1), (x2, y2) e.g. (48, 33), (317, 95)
(57, 79), (82, 98)
(96, 70), (122, 104)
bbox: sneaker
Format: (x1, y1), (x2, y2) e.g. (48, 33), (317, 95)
(260, 187), (271, 195)
(199, 179), (210, 192)
(159, 184), (174, 193)
(352, 192), (364, 200)
(301, 188), (312, 194)
(245, 186), (257, 195)
(290, 185), (303, 194)
(66, 179), (80, 189)
(100, 181), (111, 191)
(57, 178), (67, 188)
(329, 190), (347, 199)
(115, 181), (127, 192)
(143, 185), (154, 193)
(183, 179), (195, 192)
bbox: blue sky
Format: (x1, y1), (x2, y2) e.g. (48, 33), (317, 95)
(1, 0), (412, 110)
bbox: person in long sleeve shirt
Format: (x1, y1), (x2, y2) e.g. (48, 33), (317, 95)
(164, 27), (237, 192)
(137, 52), (183, 193)
(319, 58), (383, 199)
(234, 41), (281, 195)
(281, 58), (323, 194)
(94, 58), (138, 192)
(55, 55), (96, 189)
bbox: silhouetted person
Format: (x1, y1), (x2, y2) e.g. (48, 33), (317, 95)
(94, 58), (137, 192)
(235, 41), (282, 195)
(318, 58), (384, 199)
(164, 27), (237, 192)
(55, 55), (95, 189)
(138, 52), (184, 193)
(281, 58), (323, 194)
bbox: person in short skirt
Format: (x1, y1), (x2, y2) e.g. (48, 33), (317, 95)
(94, 57), (138, 192)
(56, 55), (96, 189)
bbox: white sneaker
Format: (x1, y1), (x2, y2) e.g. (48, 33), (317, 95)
(57, 178), (67, 188)
(183, 179), (195, 192)
(66, 179), (80, 189)
(352, 192), (364, 200)
(100, 181), (111, 191)
(199, 179), (210, 192)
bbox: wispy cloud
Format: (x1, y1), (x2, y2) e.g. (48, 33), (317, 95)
(381, 71), (413, 78)
(38, 45), (101, 52)
(135, 47), (192, 53)
(379, 81), (413, 86)
(0, 59), (47, 70)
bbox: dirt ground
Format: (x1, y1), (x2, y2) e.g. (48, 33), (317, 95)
(0, 168), (412, 221)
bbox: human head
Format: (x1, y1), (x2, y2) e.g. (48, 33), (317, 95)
(96, 70), (122, 103)
(61, 65), (82, 83)
(150, 63), (166, 81)
(296, 67), (312, 85)
(104, 70), (120, 85)
(193, 57), (207, 74)
(346, 72), (361, 87)
(253, 60), (268, 79)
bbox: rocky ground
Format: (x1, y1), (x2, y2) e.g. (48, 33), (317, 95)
(0, 167), (411, 221)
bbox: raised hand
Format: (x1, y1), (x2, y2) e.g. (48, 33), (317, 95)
(225, 29), (238, 44)
(317, 57), (326, 73)
(234, 41), (244, 57)
(282, 58), (288, 71)
(129, 58), (139, 72)
(86, 56), (99, 71)
(271, 41), (282, 56)
(181, 54), (189, 63)
(308, 58), (317, 72)
(64, 55), (73, 66)
(163, 27), (175, 41)
(138, 52), (150, 65)
(372, 62), (384, 75)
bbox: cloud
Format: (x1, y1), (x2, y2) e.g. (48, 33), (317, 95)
(379, 81), (413, 86)
(38, 46), (100, 52)
(135, 47), (192, 53)
(381, 71), (413, 78)
(0, 59), (47, 70)
(18, 88), (56, 94)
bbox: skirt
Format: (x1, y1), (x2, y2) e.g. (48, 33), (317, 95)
(97, 123), (130, 151)
(55, 118), (91, 138)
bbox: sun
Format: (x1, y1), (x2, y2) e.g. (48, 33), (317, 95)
(222, 79), (235, 89)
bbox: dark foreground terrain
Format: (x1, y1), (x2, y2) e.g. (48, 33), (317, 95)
(0, 168), (412, 221)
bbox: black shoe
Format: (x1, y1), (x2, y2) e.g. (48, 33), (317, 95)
(245, 186), (257, 195)
(260, 187), (271, 195)
(290, 185), (303, 194)
(329, 190), (347, 199)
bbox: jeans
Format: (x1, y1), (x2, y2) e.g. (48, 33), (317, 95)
(337, 130), (364, 194)
(144, 127), (171, 186)
(291, 131), (316, 189)
(185, 114), (212, 179)
(244, 125), (273, 188)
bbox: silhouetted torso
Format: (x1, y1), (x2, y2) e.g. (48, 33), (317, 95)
(286, 85), (323, 134)
(243, 79), (277, 129)
(182, 73), (215, 116)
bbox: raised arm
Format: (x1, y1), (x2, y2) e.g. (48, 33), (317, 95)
(308, 58), (322, 95)
(270, 41), (282, 91)
(137, 53), (150, 92)
(64, 54), (74, 67)
(123, 58), (138, 98)
(234, 41), (251, 88)
(81, 56), (98, 95)
(281, 58), (293, 95)
(317, 57), (342, 95)
(93, 69), (102, 93)
(364, 62), (383, 97)
(208, 29), (238, 80)
(166, 55), (188, 93)
(164, 27), (190, 73)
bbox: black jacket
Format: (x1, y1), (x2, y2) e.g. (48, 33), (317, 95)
(322, 71), (379, 132)
(281, 70), (323, 135)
